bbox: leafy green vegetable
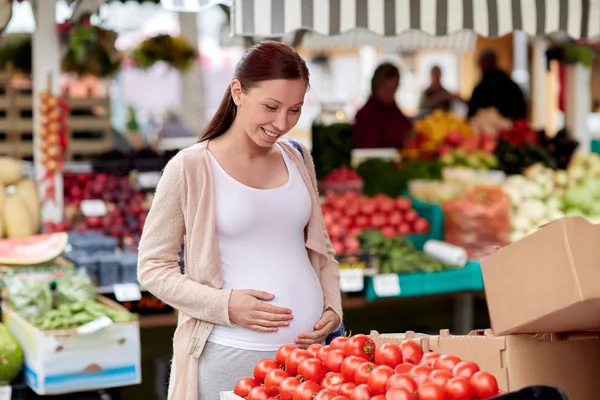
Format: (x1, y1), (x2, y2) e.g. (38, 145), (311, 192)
(5, 278), (52, 321)
(311, 122), (353, 180)
(56, 270), (95, 306)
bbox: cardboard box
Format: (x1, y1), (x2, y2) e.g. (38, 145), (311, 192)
(2, 296), (141, 395)
(220, 392), (243, 400)
(369, 330), (430, 349)
(428, 329), (600, 400)
(481, 216), (600, 335)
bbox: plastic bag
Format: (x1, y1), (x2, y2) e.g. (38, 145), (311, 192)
(5, 278), (52, 321)
(56, 269), (95, 306)
(441, 186), (511, 259)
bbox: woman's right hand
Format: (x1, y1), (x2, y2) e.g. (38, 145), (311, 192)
(228, 290), (293, 332)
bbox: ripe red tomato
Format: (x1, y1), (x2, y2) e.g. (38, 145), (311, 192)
(374, 343), (403, 368)
(276, 344), (297, 366)
(404, 209), (418, 223)
(420, 352), (440, 368)
(354, 361), (375, 385)
(410, 364), (433, 386)
(264, 369), (289, 393)
(344, 334), (376, 361)
(399, 340), (423, 365)
(385, 374), (418, 393)
(293, 381), (321, 400)
(385, 387), (416, 400)
(452, 361), (480, 379)
(417, 382), (446, 400)
(469, 371), (499, 399)
(307, 344), (323, 358)
(428, 369), (454, 387)
(371, 396), (386, 400)
(444, 377), (474, 400)
(286, 349), (313, 376)
(366, 365), (395, 395)
(330, 337), (349, 351)
(233, 377), (259, 397)
(314, 388), (338, 400)
(338, 382), (356, 397)
(394, 363), (414, 374)
(298, 358), (326, 384)
(434, 355), (461, 372)
(331, 397), (350, 400)
(395, 197), (412, 212)
(350, 383), (372, 400)
(340, 355), (367, 382)
(279, 377), (301, 400)
(321, 372), (344, 392)
(254, 359), (281, 383)
(324, 349), (346, 373)
(316, 345), (331, 363)
(247, 385), (270, 400)
(413, 218), (430, 234)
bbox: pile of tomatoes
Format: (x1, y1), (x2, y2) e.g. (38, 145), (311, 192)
(233, 334), (501, 400)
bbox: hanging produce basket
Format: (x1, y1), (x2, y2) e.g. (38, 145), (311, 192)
(131, 34), (197, 73)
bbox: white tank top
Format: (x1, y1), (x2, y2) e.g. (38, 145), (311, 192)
(207, 144), (324, 351)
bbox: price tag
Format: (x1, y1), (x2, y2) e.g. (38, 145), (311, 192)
(339, 269), (364, 292)
(373, 274), (401, 297)
(137, 171), (161, 189)
(114, 283), (142, 302)
(80, 199), (107, 217)
(0, 386), (11, 400)
(76, 316), (113, 335)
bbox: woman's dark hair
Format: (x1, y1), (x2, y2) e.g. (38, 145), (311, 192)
(199, 41), (310, 142)
(371, 62), (400, 92)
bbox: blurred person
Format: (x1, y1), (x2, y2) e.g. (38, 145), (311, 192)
(468, 50), (527, 120)
(352, 62), (412, 149)
(419, 65), (461, 113)
(137, 41), (342, 400)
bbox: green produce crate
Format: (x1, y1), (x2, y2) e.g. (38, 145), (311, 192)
(364, 261), (483, 301)
(405, 196), (444, 250)
(591, 139), (600, 155)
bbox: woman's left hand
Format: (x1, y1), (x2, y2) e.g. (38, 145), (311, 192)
(294, 309), (340, 348)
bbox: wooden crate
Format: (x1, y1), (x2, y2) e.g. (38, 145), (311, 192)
(0, 70), (113, 161)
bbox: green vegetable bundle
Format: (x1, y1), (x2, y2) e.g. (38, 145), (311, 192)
(34, 299), (136, 331)
(56, 270), (95, 306)
(5, 278), (52, 321)
(359, 230), (456, 274)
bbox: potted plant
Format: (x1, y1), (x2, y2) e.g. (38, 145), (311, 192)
(131, 34), (197, 73)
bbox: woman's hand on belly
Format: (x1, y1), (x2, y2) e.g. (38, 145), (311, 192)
(229, 289), (294, 332)
(294, 309), (341, 348)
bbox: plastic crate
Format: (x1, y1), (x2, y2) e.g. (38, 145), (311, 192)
(494, 386), (568, 400)
(64, 251), (98, 285)
(119, 252), (138, 284)
(96, 252), (121, 287)
(68, 232), (118, 254)
(405, 196), (444, 251)
(364, 260), (483, 301)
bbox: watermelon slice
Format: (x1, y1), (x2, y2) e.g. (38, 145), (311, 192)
(0, 232), (69, 266)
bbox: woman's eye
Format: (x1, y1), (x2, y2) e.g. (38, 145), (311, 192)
(265, 105), (277, 111)
(290, 109), (301, 114)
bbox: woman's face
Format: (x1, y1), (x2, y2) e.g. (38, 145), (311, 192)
(232, 78), (307, 148)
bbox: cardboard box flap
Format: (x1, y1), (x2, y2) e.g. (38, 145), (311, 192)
(481, 216), (600, 335)
(369, 330), (430, 350)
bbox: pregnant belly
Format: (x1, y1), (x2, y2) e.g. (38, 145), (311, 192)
(209, 265), (325, 351)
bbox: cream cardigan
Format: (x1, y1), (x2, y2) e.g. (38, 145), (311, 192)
(137, 140), (343, 399)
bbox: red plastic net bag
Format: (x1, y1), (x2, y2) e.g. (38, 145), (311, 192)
(441, 186), (510, 260)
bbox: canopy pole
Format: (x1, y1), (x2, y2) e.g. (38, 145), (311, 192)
(32, 0), (63, 224)
(565, 64), (592, 152)
(531, 38), (548, 130)
(178, 12), (205, 135)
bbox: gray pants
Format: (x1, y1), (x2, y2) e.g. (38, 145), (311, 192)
(198, 341), (276, 400)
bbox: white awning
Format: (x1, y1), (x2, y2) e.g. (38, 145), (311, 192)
(231, 0), (600, 39)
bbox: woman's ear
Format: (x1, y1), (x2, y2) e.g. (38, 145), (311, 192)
(231, 79), (242, 106)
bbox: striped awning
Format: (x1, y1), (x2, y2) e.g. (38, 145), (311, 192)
(231, 0), (600, 39)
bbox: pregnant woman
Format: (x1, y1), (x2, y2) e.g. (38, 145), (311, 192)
(137, 41), (343, 400)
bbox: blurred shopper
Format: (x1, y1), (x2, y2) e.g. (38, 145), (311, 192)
(137, 41), (342, 400)
(468, 50), (527, 120)
(352, 62), (412, 148)
(419, 65), (461, 113)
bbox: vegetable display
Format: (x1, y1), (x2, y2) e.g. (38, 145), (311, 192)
(232, 333), (501, 399)
(33, 299), (136, 331)
(5, 278), (52, 321)
(319, 165), (363, 194)
(359, 230), (457, 274)
(311, 122), (353, 180)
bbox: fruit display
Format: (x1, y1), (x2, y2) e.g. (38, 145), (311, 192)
(536, 128), (578, 170)
(439, 149), (498, 170)
(493, 139), (555, 175)
(359, 230), (457, 274)
(232, 333), (501, 399)
(497, 120), (539, 148)
(468, 107), (512, 136)
(0, 157), (41, 238)
(319, 165), (363, 194)
(410, 111), (473, 152)
(0, 232), (69, 266)
(44, 172), (153, 247)
(37, 89), (70, 205)
(0, 323), (23, 384)
(311, 122), (353, 180)
(321, 191), (430, 255)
